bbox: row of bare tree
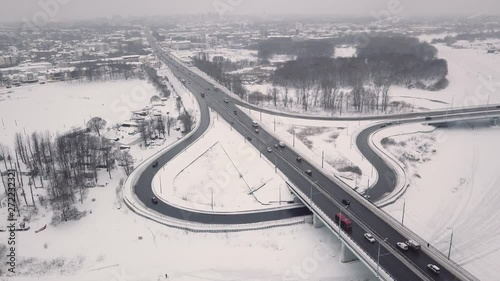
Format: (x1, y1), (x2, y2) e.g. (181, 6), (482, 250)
(0, 126), (133, 222)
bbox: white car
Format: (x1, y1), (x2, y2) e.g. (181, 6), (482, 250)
(427, 264), (440, 274)
(364, 233), (375, 243)
(397, 242), (408, 250)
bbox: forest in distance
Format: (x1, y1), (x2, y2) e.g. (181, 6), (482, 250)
(192, 35), (449, 113)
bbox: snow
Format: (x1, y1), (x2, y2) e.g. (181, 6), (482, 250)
(382, 123), (500, 281)
(152, 112), (296, 212)
(389, 43), (500, 110)
(172, 48), (258, 63)
(0, 73), (375, 280)
(241, 106), (377, 193)
(1, 170), (375, 281)
(334, 47), (356, 58)
(0, 80), (158, 147)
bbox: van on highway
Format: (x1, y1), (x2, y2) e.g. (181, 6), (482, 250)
(406, 239), (421, 250)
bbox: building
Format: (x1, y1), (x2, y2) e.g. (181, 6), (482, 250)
(0, 55), (17, 67)
(171, 40), (192, 50)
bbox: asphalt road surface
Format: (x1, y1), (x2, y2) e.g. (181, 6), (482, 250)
(137, 37), (494, 281)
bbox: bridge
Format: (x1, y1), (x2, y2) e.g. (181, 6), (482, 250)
(125, 32), (500, 281)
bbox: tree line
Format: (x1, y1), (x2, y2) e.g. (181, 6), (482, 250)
(255, 38), (335, 60)
(0, 121), (136, 224)
(192, 53), (247, 99)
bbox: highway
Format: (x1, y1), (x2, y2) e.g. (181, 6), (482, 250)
(135, 35), (499, 280)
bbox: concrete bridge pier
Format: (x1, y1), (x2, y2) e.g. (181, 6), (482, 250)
(313, 214), (324, 228)
(340, 243), (358, 263)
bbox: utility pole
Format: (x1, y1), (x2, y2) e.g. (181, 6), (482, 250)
(377, 238), (388, 278)
(486, 94), (490, 117)
(274, 156), (277, 173)
(274, 118), (276, 131)
(377, 241), (381, 277)
(448, 228), (454, 260)
(401, 199), (406, 226)
(310, 184), (313, 205)
(211, 189), (214, 210)
(338, 207), (342, 239)
(160, 176), (163, 194)
(279, 185), (281, 205)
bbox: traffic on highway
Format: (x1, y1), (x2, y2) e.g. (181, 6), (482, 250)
(136, 33), (499, 281)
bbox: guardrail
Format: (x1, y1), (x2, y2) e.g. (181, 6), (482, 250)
(149, 38), (480, 280)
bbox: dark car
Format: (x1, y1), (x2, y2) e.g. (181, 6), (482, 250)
(201, 93), (205, 98)
(151, 197), (158, 204)
(296, 156), (302, 162)
(246, 136), (252, 141)
(342, 199), (351, 207)
(305, 170), (312, 176)
(233, 110), (237, 115)
(425, 116), (432, 121)
(152, 161), (158, 168)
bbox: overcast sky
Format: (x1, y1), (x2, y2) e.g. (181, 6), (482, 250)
(2, 0), (499, 22)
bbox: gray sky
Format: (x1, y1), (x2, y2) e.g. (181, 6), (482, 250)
(2, 0), (499, 22)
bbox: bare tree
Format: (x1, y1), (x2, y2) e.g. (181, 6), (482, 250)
(166, 116), (176, 137)
(87, 117), (107, 136)
(178, 110), (195, 133)
(137, 120), (151, 147)
(118, 151), (134, 176)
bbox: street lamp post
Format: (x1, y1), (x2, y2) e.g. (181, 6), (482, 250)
(448, 228), (454, 260)
(401, 199), (406, 226)
(377, 238), (388, 278)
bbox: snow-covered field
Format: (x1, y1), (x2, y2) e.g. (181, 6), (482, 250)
(389, 43), (500, 110)
(242, 107), (377, 193)
(233, 34), (500, 117)
(382, 122), (500, 281)
(172, 48), (258, 63)
(0, 80), (157, 147)
(334, 46), (356, 58)
(152, 113), (296, 212)
(0, 63), (377, 280)
(0, 169), (376, 281)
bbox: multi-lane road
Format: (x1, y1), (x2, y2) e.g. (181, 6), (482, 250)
(132, 35), (500, 280)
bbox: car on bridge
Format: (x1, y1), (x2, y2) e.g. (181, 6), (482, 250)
(406, 239), (421, 250)
(342, 199), (350, 207)
(334, 213), (352, 231)
(364, 233), (375, 243)
(397, 242), (408, 250)
(427, 264), (440, 274)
